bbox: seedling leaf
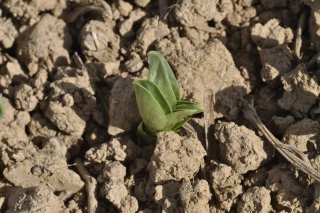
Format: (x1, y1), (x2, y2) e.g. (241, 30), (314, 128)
(147, 51), (180, 106)
(133, 80), (168, 131)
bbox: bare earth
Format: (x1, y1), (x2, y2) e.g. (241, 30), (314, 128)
(1, 0), (320, 212)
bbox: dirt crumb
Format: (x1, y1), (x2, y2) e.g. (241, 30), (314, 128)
(116, 0), (133, 17)
(98, 161), (126, 182)
(237, 186), (273, 213)
(180, 179), (211, 213)
(108, 77), (141, 135)
(14, 84), (39, 111)
(259, 44), (292, 87)
(132, 16), (170, 56)
(86, 135), (141, 163)
(282, 118), (320, 153)
(44, 66), (96, 138)
(118, 8), (146, 37)
(147, 131), (206, 184)
(0, 58), (28, 89)
(99, 161), (138, 213)
(251, 19), (293, 48)
(266, 164), (313, 212)
(80, 20), (120, 63)
(0, 16), (18, 49)
(215, 121), (274, 174)
(209, 161), (244, 211)
(0, 96), (32, 151)
(17, 14), (72, 76)
(278, 64), (320, 114)
(6, 186), (64, 213)
(125, 52), (144, 73)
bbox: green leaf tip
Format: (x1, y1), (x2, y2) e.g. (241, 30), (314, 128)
(147, 51), (180, 106)
(133, 51), (204, 143)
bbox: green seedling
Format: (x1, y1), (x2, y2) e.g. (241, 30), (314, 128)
(133, 51), (204, 143)
(0, 94), (3, 119)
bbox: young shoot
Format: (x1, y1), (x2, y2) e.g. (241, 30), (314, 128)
(133, 51), (204, 143)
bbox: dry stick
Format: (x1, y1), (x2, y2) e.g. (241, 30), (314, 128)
(241, 99), (320, 182)
(293, 9), (308, 61)
(204, 89), (214, 153)
(95, 0), (113, 17)
(75, 158), (98, 213)
(72, 52), (86, 70)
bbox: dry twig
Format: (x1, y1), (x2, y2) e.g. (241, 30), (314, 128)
(293, 9), (308, 62)
(204, 89), (214, 153)
(240, 98), (320, 182)
(75, 158), (98, 213)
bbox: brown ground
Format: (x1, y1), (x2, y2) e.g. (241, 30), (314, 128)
(1, 0), (320, 212)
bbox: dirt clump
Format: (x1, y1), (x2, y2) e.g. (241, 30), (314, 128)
(278, 64), (320, 114)
(215, 121), (274, 174)
(266, 164), (313, 212)
(0, 57), (28, 94)
(209, 161), (244, 211)
(237, 186), (273, 213)
(3, 137), (84, 200)
(154, 181), (182, 212)
(99, 161), (139, 213)
(251, 19), (293, 48)
(86, 135), (141, 163)
(16, 14), (72, 76)
(259, 44), (292, 87)
(147, 131), (206, 184)
(132, 16), (170, 56)
(282, 118), (320, 153)
(6, 186), (64, 213)
(0, 96), (31, 151)
(118, 8), (146, 38)
(44, 66), (96, 137)
(0, 14), (18, 49)
(80, 20), (120, 63)
(180, 179), (211, 213)
(156, 37), (250, 120)
(108, 76), (141, 135)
